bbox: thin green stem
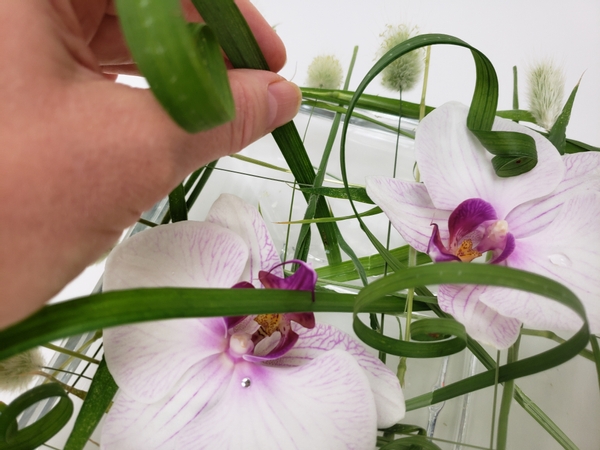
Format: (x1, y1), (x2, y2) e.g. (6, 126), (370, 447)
(136, 218), (158, 228)
(49, 330), (102, 379)
(497, 335), (521, 450)
(41, 366), (93, 381)
(42, 343), (100, 365)
(382, 87), (405, 367)
(185, 159), (218, 211)
(490, 350), (501, 449)
(229, 153), (292, 174)
(283, 181), (297, 262)
(512, 65), (519, 112)
(521, 328), (595, 361)
(398, 45), (432, 385)
(33, 370), (87, 401)
(419, 46), (432, 120)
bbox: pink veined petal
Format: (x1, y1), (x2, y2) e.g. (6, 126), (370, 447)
(103, 318), (227, 403)
(173, 350), (377, 450)
(274, 323), (405, 428)
(100, 354), (235, 450)
(103, 221), (249, 291)
(507, 152), (600, 238)
(487, 192), (600, 333)
(365, 175), (450, 253)
(206, 193), (283, 286)
(102, 221), (248, 402)
(438, 284), (522, 349)
(415, 102), (564, 218)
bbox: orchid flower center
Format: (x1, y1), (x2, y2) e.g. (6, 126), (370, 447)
(254, 313), (284, 337)
(454, 239), (481, 262)
(227, 260), (318, 361)
(228, 332), (254, 358)
(428, 199), (515, 265)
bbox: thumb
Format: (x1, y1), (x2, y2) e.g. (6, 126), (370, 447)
(173, 69), (301, 171)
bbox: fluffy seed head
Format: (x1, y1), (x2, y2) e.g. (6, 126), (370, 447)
(526, 60), (565, 130)
(378, 24), (424, 92)
(0, 349), (44, 392)
(306, 55), (344, 89)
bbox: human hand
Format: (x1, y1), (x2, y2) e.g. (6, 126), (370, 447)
(0, 0), (300, 328)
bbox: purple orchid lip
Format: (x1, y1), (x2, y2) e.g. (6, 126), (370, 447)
(228, 260), (318, 361)
(428, 198), (514, 264)
(259, 259), (318, 301)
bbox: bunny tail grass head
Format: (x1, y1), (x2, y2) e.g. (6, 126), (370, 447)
(526, 60), (566, 130)
(306, 55), (344, 89)
(378, 24), (424, 92)
(0, 348), (45, 392)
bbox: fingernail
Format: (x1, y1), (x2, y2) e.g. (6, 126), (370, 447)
(267, 80), (301, 129)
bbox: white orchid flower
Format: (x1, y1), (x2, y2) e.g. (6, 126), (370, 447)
(100, 194), (404, 449)
(367, 102), (600, 349)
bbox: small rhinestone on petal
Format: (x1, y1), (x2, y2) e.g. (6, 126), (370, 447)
(241, 377), (251, 388)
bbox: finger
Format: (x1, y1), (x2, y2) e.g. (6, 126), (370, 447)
(89, 13), (132, 66)
(182, 0), (286, 71)
(233, 0), (286, 71)
(101, 63), (140, 76)
(68, 0), (109, 42)
(90, 0), (286, 73)
(110, 70), (302, 191)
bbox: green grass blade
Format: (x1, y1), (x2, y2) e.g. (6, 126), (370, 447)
(0, 289), (422, 361)
(316, 246), (431, 282)
(361, 264), (590, 410)
(64, 358), (118, 450)
(0, 384), (73, 450)
(115, 0), (234, 131)
(167, 183), (187, 222)
(191, 0), (342, 264)
(548, 80), (580, 155)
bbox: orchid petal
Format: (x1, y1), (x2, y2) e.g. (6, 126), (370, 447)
(246, 313), (315, 362)
(245, 330), (301, 363)
(438, 284), (522, 349)
(252, 331), (284, 357)
(416, 102), (564, 218)
(488, 232), (515, 264)
(206, 193), (282, 286)
(104, 319), (227, 403)
(483, 192), (600, 333)
(284, 312), (316, 329)
(102, 221), (248, 402)
(100, 354), (234, 450)
(428, 223), (460, 262)
(259, 260), (317, 294)
(507, 152), (600, 238)
(230, 315), (261, 335)
(179, 351), (377, 449)
(448, 198), (497, 243)
(366, 176), (449, 253)
(103, 221), (249, 290)
(274, 324), (405, 428)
